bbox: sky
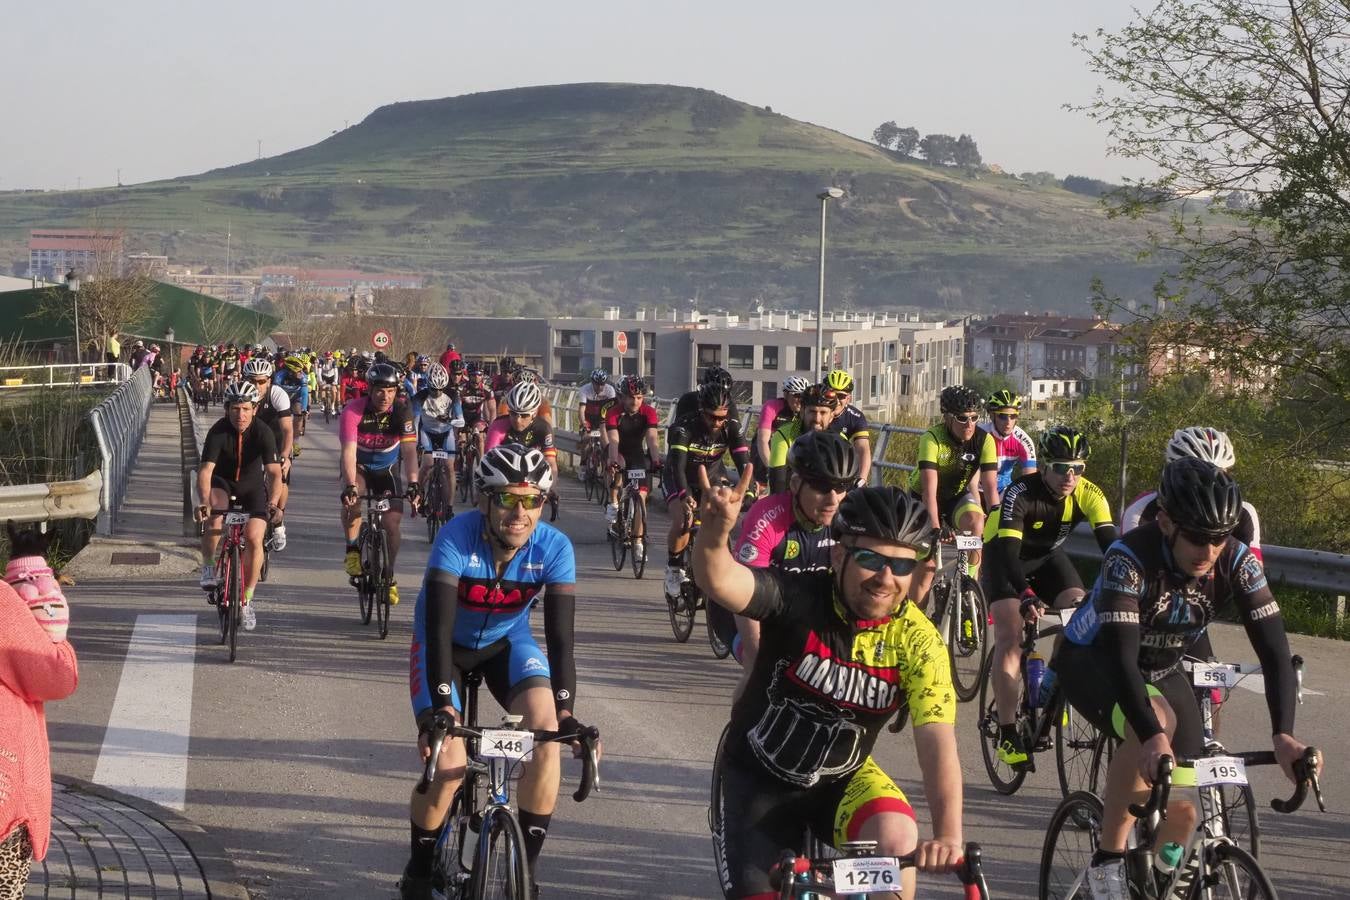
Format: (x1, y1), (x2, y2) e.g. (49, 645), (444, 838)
(0, 0), (1153, 191)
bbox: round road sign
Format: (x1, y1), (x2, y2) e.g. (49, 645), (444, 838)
(372, 329), (391, 350)
(616, 331), (629, 355)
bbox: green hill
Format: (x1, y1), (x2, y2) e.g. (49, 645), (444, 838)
(0, 83), (1159, 314)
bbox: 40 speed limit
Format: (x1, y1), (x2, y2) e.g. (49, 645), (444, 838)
(832, 857), (901, 895)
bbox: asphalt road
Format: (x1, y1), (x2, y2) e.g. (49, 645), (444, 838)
(48, 414), (1350, 899)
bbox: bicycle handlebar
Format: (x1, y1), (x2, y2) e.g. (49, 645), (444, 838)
(769, 841), (989, 900)
(1131, 748), (1325, 819)
(1129, 754), (1174, 819)
(1271, 747), (1325, 814)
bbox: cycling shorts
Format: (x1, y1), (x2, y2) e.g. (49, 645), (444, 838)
(444, 616), (552, 715)
(713, 751), (914, 897)
(419, 428), (457, 454)
(1054, 643), (1203, 759)
(942, 491), (984, 529)
(661, 463), (727, 504)
(986, 549), (1083, 603)
(209, 476), (269, 520)
(357, 464), (404, 512)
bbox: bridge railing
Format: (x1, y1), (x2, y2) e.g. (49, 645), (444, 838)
(87, 367), (155, 535)
(0, 362), (131, 389)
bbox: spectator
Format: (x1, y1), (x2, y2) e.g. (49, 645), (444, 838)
(104, 333), (122, 380)
(128, 340), (148, 370)
(439, 342), (461, 370)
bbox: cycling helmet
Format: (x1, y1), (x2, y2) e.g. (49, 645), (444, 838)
(505, 381), (542, 415)
(698, 382), (733, 411)
(619, 375), (647, 397)
(426, 363), (450, 390)
(825, 370), (854, 393)
(1165, 426), (1236, 470)
(940, 385), (983, 415)
(449, 359), (466, 375)
(782, 375), (811, 397)
(1039, 426), (1091, 462)
(284, 354), (306, 373)
(1158, 458), (1243, 536)
(366, 363), (400, 389)
(150, 344), (161, 353)
(985, 389), (1022, 412)
(416, 354), (429, 366)
(223, 381), (260, 406)
(353, 355), (370, 373)
(831, 486), (933, 554)
(323, 350), (333, 359)
(242, 358), (274, 379)
(801, 384), (841, 409)
(466, 363), (484, 378)
(516, 368), (539, 384)
(589, 368), (608, 385)
(788, 432), (859, 485)
(702, 364), (733, 391)
(475, 442), (554, 494)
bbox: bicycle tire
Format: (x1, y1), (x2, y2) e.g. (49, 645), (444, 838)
(609, 500), (627, 570)
(1205, 781), (1260, 859)
(976, 652), (1029, 794)
(463, 446), (479, 506)
(259, 524), (271, 583)
(1188, 840), (1275, 900)
(471, 806), (532, 900)
(1038, 790), (1103, 900)
(1055, 703), (1108, 799)
(375, 528), (391, 640)
(949, 575), (988, 703)
(358, 524), (374, 625)
(215, 554), (229, 645)
(669, 584), (696, 643)
(707, 603), (732, 659)
(227, 543), (242, 663)
(628, 495), (646, 580)
(432, 787), (473, 899)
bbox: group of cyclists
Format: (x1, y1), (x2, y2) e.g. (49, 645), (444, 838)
(186, 340), (1322, 899)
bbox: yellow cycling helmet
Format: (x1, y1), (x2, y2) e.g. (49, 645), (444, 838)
(284, 354), (306, 373)
(825, 369), (854, 393)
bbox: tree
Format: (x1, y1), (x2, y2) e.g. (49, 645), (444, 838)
(1073, 0), (1350, 455)
(918, 133), (957, 166)
(872, 120), (900, 150)
(953, 133), (982, 172)
(894, 126), (921, 157)
(33, 276), (155, 365)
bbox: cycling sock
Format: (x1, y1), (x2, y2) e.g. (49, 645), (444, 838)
(408, 821), (442, 876)
(1090, 849), (1126, 867)
(242, 586), (254, 604)
(346, 540), (359, 551)
(518, 809), (552, 866)
(667, 554), (683, 568)
(999, 724), (1018, 743)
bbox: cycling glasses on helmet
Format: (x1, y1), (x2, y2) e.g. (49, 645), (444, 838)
(844, 544), (920, 577)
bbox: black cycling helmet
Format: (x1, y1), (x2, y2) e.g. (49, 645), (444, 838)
(788, 431), (859, 486)
(619, 375), (647, 397)
(1158, 458), (1243, 536)
(801, 384), (842, 409)
(366, 362), (400, 389)
(940, 385), (983, 416)
(702, 364), (733, 391)
(1039, 426), (1092, 462)
(831, 486), (933, 554)
(697, 382), (733, 411)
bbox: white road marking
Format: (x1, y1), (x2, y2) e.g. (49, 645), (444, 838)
(1231, 674), (1324, 697)
(93, 614), (197, 810)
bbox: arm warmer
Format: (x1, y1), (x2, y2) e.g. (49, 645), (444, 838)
(1099, 620), (1164, 740)
(420, 568), (459, 718)
(543, 585), (577, 715)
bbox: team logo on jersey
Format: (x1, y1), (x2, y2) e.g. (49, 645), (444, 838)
(784, 539), (801, 560)
(1031, 522), (1044, 529)
(789, 631), (899, 712)
(738, 543), (759, 563)
(1236, 551), (1267, 594)
(1103, 553), (1143, 594)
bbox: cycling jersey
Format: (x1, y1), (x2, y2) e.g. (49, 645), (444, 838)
(458, 381), (492, 425)
(483, 415), (556, 458)
(726, 567), (955, 788)
(908, 423), (998, 500)
(413, 388), (462, 435)
(578, 383), (616, 429)
(734, 493), (834, 575)
(339, 394), (416, 469)
(672, 390), (739, 425)
(253, 384), (293, 447)
(410, 510), (577, 717)
(664, 412), (750, 498)
(767, 419), (806, 470)
(318, 362), (339, 385)
(201, 418), (280, 490)
(604, 402), (659, 461)
(1123, 490), (1262, 561)
(985, 473), (1116, 597)
(757, 397), (790, 435)
(273, 369), (309, 413)
(1060, 522), (1295, 741)
(980, 423), (1037, 493)
(827, 405), (870, 441)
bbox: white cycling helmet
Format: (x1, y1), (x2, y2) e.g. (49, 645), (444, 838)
(426, 363), (450, 390)
(506, 381), (542, 415)
(474, 443), (554, 494)
(242, 357), (274, 379)
(1165, 426), (1236, 470)
(782, 376), (811, 396)
(223, 381), (260, 406)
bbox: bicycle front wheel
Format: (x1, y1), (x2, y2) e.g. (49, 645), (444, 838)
(471, 806), (532, 900)
(1191, 841), (1276, 899)
(976, 652), (1028, 795)
(628, 495), (646, 579)
(1055, 704), (1107, 799)
(1205, 782), (1260, 859)
(949, 575), (988, 702)
(669, 585), (695, 643)
(215, 554), (230, 645)
(375, 529), (391, 640)
(1038, 790), (1103, 900)
(227, 544), (243, 663)
(609, 510), (627, 571)
(707, 602), (732, 659)
(358, 525), (374, 625)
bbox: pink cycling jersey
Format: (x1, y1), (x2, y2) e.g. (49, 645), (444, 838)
(757, 397), (789, 434)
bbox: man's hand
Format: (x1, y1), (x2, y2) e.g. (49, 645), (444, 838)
(417, 706), (459, 762)
(1273, 732), (1320, 784)
(913, 838), (964, 874)
(696, 463), (755, 534)
(406, 481), (422, 512)
(1019, 589), (1046, 623)
(1140, 732), (1175, 785)
(281, 456), (293, 477)
(266, 503), (282, 525)
(194, 504), (210, 523)
(341, 484), (359, 507)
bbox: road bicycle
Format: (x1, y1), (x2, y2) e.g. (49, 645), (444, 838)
(416, 671), (600, 900)
(928, 532), (990, 702)
(976, 610), (1107, 798)
(351, 491), (406, 639)
(769, 839), (990, 899)
(579, 431), (606, 504)
(456, 429), (482, 507)
(207, 502), (252, 663)
(423, 449), (455, 542)
(665, 509), (733, 658)
(1038, 745), (1324, 899)
(607, 465), (650, 579)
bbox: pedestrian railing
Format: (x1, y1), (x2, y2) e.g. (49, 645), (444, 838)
(0, 362), (130, 388)
(87, 367), (155, 535)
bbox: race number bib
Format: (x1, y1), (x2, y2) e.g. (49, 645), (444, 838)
(955, 534), (983, 550)
(479, 729), (535, 761)
(371, 498), (391, 512)
(832, 858), (901, 895)
(223, 512), (249, 526)
(1195, 756), (1248, 787)
(431, 451), (451, 460)
(627, 469), (647, 481)
(1191, 662), (1241, 688)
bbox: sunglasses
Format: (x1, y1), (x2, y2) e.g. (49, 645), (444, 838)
(950, 414), (980, 424)
(845, 545), (920, 577)
(489, 492), (546, 510)
(1179, 528), (1231, 547)
(1047, 461), (1087, 476)
(803, 477), (853, 496)
(704, 412), (729, 423)
(993, 412), (1019, 421)
(510, 411), (534, 419)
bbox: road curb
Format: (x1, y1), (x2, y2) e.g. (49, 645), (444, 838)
(54, 775), (252, 899)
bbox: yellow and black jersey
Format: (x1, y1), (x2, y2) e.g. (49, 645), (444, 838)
(985, 473), (1115, 558)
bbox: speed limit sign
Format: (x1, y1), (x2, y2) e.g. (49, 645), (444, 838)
(371, 329), (391, 350)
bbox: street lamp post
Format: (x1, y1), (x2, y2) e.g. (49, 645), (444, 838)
(66, 269), (82, 374)
(815, 187), (844, 377)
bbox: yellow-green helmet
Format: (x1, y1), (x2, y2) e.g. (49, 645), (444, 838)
(825, 369), (854, 393)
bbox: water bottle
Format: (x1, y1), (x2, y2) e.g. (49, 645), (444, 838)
(1027, 650), (1046, 708)
(1155, 841), (1184, 892)
(1040, 666), (1058, 705)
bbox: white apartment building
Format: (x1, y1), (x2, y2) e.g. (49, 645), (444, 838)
(966, 312), (1124, 404)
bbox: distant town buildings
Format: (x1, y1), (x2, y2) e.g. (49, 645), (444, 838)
(966, 312), (1128, 404)
(27, 228), (125, 281)
(257, 266), (424, 294)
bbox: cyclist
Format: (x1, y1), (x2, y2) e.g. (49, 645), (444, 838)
(341, 354), (369, 404)
(662, 382), (752, 600)
(403, 445), (589, 900)
(1057, 458), (1316, 900)
(273, 354), (310, 449)
(491, 356), (518, 403)
(753, 376), (809, 490)
(404, 355), (430, 398)
(317, 351), (340, 416)
(512, 367), (553, 423)
(447, 358), (466, 390)
(191, 346), (216, 404)
(194, 382), (283, 632)
(243, 357), (295, 552)
(695, 479), (965, 900)
(673, 364), (739, 423)
(765, 384), (841, 494)
(456, 364), (494, 473)
(485, 381), (560, 490)
(726, 431), (855, 695)
(824, 369), (873, 485)
(983, 426), (1116, 766)
(603, 375), (662, 542)
(412, 363), (464, 517)
(981, 389), (1037, 495)
(339, 362), (422, 604)
(576, 368), (615, 481)
(908, 385), (998, 607)
(219, 343), (241, 384)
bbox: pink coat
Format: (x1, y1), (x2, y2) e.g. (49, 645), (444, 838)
(0, 579), (78, 859)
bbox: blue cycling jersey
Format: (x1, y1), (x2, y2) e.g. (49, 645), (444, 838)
(274, 369), (310, 412)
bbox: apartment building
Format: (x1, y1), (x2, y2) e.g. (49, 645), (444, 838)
(966, 313), (1125, 402)
(28, 229), (125, 281)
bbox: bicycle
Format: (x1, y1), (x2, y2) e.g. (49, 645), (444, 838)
(927, 531), (990, 703)
(415, 671), (601, 900)
(423, 449), (454, 542)
(976, 611), (1107, 798)
(579, 431), (605, 503)
(770, 839), (990, 899)
(607, 465), (650, 579)
(1038, 746), (1324, 900)
(351, 491), (405, 640)
(207, 502), (251, 663)
(456, 429), (481, 507)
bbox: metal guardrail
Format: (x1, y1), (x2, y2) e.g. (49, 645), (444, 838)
(0, 362), (131, 388)
(177, 385), (207, 536)
(0, 471), (103, 523)
(87, 367), (154, 535)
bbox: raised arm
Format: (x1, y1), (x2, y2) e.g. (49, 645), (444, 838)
(691, 464), (757, 613)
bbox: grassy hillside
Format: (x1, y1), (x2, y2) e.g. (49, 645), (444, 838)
(0, 83), (1159, 313)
